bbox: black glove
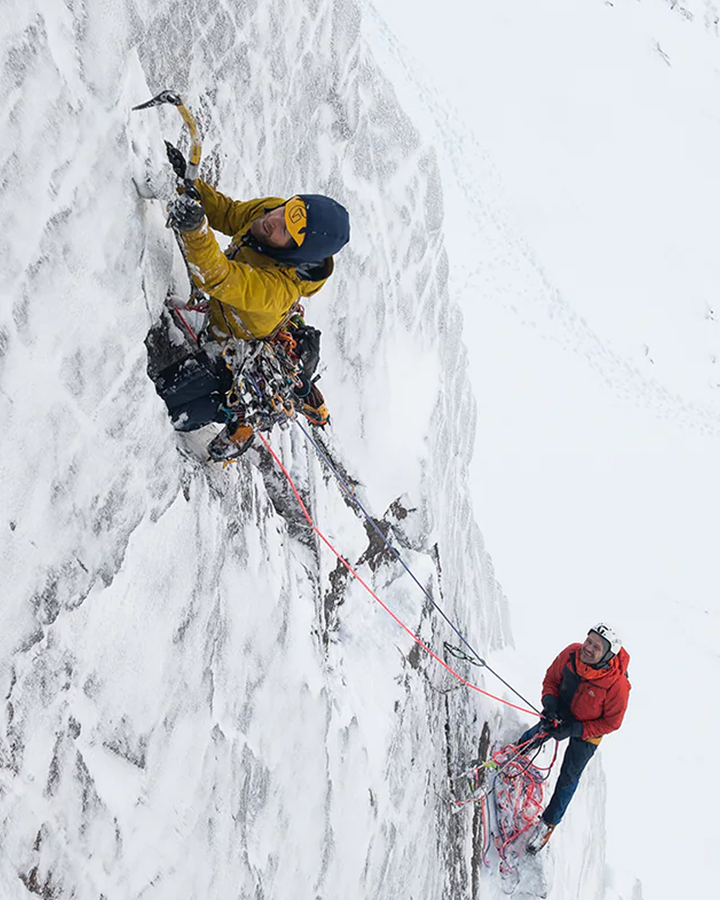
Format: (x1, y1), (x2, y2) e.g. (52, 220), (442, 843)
(167, 193), (205, 232)
(165, 141), (187, 180)
(539, 695), (559, 730)
(549, 720), (583, 741)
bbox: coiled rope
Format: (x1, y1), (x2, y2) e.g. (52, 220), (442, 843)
(455, 735), (558, 871)
(491, 738), (557, 871)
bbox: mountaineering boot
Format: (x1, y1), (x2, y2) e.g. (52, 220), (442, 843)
(526, 820), (556, 855)
(298, 381), (330, 426)
(207, 419), (255, 461)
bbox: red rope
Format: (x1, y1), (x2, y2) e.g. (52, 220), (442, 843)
(491, 739), (557, 871)
(480, 794), (490, 865)
(257, 432), (540, 718)
(449, 733), (558, 871)
(172, 308), (199, 345)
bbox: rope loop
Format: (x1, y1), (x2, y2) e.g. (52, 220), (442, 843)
(453, 737), (558, 876)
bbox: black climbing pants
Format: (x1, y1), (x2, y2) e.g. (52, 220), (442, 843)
(153, 350), (233, 432)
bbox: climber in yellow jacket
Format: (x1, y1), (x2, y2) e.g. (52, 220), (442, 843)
(172, 181), (350, 341)
(152, 146), (350, 458)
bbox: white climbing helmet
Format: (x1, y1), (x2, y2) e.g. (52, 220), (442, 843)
(589, 622), (622, 660)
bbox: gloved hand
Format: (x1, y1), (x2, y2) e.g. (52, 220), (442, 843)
(539, 695), (559, 730)
(549, 720), (583, 741)
(165, 141), (187, 180)
(167, 193), (205, 232)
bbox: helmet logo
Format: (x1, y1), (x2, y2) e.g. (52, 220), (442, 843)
(284, 197), (307, 246)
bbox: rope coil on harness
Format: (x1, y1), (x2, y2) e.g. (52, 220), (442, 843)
(454, 735), (558, 874)
(491, 738), (557, 873)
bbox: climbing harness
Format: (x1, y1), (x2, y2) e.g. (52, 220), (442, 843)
(219, 333), (302, 435)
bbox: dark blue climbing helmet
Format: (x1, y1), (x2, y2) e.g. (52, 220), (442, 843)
(253, 194), (350, 266)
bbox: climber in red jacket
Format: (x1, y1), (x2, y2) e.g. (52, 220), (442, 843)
(520, 623), (631, 854)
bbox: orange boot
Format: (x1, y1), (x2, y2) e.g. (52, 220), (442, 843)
(207, 419), (255, 461)
(526, 820), (556, 855)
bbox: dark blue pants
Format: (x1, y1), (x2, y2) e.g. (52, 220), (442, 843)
(153, 351), (232, 432)
(518, 722), (598, 826)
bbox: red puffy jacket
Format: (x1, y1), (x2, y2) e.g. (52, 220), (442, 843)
(542, 643), (631, 741)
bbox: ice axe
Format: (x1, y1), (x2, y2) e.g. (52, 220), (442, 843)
(132, 90), (202, 199)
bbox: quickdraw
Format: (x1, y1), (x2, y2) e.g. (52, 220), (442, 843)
(444, 642), (487, 668)
(218, 323), (313, 436)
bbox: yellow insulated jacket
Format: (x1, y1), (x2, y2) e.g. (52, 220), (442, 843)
(180, 181), (335, 340)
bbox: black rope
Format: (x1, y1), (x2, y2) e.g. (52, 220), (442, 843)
(296, 419), (541, 716)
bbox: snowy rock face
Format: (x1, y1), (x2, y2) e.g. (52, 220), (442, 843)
(0, 1), (520, 898)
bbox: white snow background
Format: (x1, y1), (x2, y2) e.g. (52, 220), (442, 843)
(371, 1), (720, 899)
(0, 1), (717, 899)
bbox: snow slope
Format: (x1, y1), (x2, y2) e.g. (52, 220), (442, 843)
(0, 1), (531, 898)
(368, 1), (720, 898)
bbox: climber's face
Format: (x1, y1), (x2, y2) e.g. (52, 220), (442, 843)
(250, 206), (294, 249)
(579, 632), (606, 666)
